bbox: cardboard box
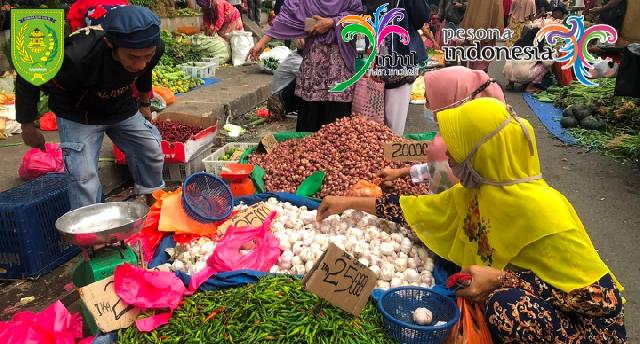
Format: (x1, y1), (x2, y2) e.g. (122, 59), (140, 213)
(384, 140), (431, 163)
(302, 243), (377, 316)
(114, 111), (218, 164)
(78, 276), (141, 333)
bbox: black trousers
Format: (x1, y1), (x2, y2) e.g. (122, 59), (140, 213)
(296, 100), (352, 132)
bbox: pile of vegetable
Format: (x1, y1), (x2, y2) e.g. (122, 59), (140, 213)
(569, 129), (640, 163)
(264, 200), (434, 289)
(534, 78), (639, 161)
(535, 79), (640, 132)
(152, 65), (204, 94)
(249, 116), (430, 197)
(154, 119), (204, 142)
(159, 31), (206, 67)
(560, 104), (605, 130)
(176, 7), (201, 16)
(220, 146), (246, 161)
(164, 199), (434, 290)
(191, 34), (231, 64)
(118, 275), (394, 344)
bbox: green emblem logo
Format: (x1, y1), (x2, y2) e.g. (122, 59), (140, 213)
(11, 9), (64, 86)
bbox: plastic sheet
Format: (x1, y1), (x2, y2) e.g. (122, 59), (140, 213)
(18, 143), (64, 181)
(188, 212), (281, 290)
(125, 210), (164, 264)
(0, 300), (84, 344)
(39, 112), (57, 131)
(113, 263), (189, 332)
(156, 188), (219, 235)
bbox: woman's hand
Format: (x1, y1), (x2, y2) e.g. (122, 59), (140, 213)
(310, 15), (335, 35)
(249, 38), (268, 61)
(317, 196), (351, 222)
(455, 265), (505, 304)
(377, 167), (409, 183)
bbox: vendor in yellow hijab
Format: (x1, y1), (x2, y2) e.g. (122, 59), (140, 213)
(317, 97), (626, 343)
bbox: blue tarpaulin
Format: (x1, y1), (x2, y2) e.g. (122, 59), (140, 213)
(523, 92), (577, 144)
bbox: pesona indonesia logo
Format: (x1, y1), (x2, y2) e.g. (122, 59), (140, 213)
(442, 15), (617, 87)
(535, 15), (617, 87)
(330, 4), (411, 93)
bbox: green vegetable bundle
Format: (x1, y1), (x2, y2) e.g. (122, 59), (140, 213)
(160, 31), (207, 66)
(118, 275), (393, 344)
(153, 65), (204, 94)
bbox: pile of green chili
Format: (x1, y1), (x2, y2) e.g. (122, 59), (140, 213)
(118, 275), (394, 344)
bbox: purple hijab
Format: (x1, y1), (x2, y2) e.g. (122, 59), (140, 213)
(267, 0), (363, 72)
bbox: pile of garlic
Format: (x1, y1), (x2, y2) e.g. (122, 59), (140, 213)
(263, 198), (434, 289)
(165, 237), (217, 275)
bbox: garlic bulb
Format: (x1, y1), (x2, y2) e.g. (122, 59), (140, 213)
(395, 257), (408, 271)
(391, 233), (403, 243)
(293, 264), (306, 275)
(358, 257), (369, 267)
(407, 258), (417, 269)
(279, 240), (292, 251)
(413, 308), (433, 325)
(269, 265), (279, 273)
(400, 238), (412, 254)
(380, 243), (394, 256)
(291, 256), (303, 266)
(305, 260), (315, 273)
(377, 281), (390, 289)
(390, 278), (402, 288)
(404, 269), (419, 283)
(369, 265), (381, 276)
(380, 268), (394, 281)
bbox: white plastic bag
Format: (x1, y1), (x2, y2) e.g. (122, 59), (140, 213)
(590, 58), (619, 79)
(230, 31), (255, 67)
(259, 46), (292, 73)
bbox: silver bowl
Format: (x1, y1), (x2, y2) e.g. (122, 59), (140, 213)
(55, 202), (149, 248)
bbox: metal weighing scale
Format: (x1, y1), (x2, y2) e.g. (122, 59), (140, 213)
(55, 202), (149, 335)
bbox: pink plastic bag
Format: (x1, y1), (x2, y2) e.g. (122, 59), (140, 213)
(189, 211), (281, 290)
(352, 75), (385, 124)
(0, 300), (85, 344)
(113, 263), (189, 332)
(18, 143), (64, 181)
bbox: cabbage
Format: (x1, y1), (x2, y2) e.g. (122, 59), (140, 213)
(191, 34), (231, 64)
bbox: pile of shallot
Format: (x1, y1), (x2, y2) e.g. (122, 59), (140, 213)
(261, 198), (434, 289)
(249, 116), (429, 197)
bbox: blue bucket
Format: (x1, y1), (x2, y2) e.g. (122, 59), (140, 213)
(374, 287), (460, 344)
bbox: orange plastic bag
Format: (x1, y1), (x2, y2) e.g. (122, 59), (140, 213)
(346, 179), (383, 197)
(156, 188), (219, 236)
(446, 298), (493, 344)
(152, 86), (176, 106)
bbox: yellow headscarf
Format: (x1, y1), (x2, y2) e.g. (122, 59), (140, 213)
(399, 97), (621, 293)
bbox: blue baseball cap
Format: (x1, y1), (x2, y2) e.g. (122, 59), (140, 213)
(101, 6), (161, 48)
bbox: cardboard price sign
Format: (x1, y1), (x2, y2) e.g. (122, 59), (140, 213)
(384, 141), (431, 162)
(218, 202), (272, 234)
(302, 243), (377, 316)
(78, 276), (140, 332)
(259, 133), (278, 154)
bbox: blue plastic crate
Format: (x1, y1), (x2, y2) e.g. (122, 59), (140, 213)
(0, 173), (80, 279)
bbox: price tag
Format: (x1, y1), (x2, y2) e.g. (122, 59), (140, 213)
(302, 243), (377, 316)
(384, 141), (431, 162)
(78, 276), (140, 332)
(218, 202), (272, 234)
(259, 133), (278, 154)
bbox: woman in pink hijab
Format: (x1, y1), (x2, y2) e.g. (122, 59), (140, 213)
(378, 66), (505, 193)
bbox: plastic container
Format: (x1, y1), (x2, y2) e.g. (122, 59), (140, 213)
(0, 173), (80, 279)
(374, 287), (459, 344)
(179, 61), (218, 78)
(163, 145), (212, 182)
(203, 142), (258, 175)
